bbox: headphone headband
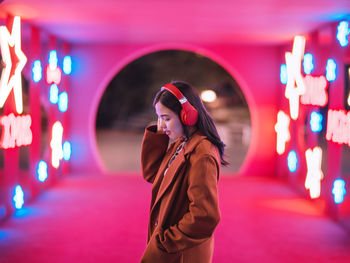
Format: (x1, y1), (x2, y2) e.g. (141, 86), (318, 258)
(161, 83), (186, 103)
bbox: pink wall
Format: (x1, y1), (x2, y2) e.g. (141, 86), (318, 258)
(70, 43), (281, 176)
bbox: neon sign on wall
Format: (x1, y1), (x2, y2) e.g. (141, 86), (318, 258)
(326, 109), (350, 146)
(0, 16), (27, 114)
(275, 111), (291, 155)
(0, 113), (33, 149)
(46, 50), (62, 85)
(284, 36), (306, 120)
(305, 147), (324, 199)
(276, 31), (347, 204)
(301, 75), (328, 107)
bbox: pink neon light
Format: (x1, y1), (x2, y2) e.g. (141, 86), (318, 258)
(0, 113), (33, 149)
(274, 111), (291, 155)
(326, 109), (350, 147)
(50, 121), (63, 168)
(45, 65), (62, 85)
(305, 147), (324, 199)
(285, 36), (306, 120)
(0, 16), (27, 114)
(301, 75), (328, 107)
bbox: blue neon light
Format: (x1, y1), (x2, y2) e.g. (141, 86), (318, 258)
(326, 59), (336, 82)
(303, 53), (314, 74)
(13, 185), (24, 209)
(332, 179), (346, 204)
(287, 150), (298, 173)
(63, 55), (72, 75)
(32, 60), (42, 83)
(49, 84), (59, 104)
(337, 21), (350, 47)
(49, 50), (58, 68)
(310, 111), (323, 133)
(63, 141), (71, 161)
(280, 64), (288, 84)
(58, 92), (68, 112)
(37, 161), (48, 182)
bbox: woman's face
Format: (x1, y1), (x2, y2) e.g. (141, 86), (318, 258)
(155, 102), (185, 141)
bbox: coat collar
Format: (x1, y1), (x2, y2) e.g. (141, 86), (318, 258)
(150, 131), (207, 213)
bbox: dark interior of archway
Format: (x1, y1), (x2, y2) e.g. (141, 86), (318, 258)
(96, 50), (251, 173)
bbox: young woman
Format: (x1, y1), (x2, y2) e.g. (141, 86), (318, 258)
(140, 81), (227, 263)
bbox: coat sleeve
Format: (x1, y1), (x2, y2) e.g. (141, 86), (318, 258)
(156, 153), (221, 252)
(141, 125), (169, 183)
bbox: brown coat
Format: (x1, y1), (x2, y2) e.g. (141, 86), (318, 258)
(140, 125), (221, 263)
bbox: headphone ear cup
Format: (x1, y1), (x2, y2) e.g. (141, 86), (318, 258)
(181, 102), (198, 126)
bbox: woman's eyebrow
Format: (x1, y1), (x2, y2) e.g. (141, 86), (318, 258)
(160, 114), (169, 118)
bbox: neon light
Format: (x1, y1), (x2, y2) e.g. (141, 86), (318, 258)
(337, 21), (350, 47)
(303, 53), (314, 74)
(348, 92), (350, 107)
(50, 121), (63, 169)
(287, 150), (298, 172)
(310, 111), (323, 133)
(274, 111), (291, 155)
(49, 84), (59, 104)
(326, 59), (336, 82)
(13, 185), (24, 209)
(49, 50), (58, 69)
(0, 113), (33, 149)
(37, 160), (48, 182)
(58, 91), (68, 112)
(326, 109), (350, 146)
(301, 75), (328, 107)
(32, 60), (42, 83)
(280, 64), (288, 84)
(45, 65), (62, 85)
(305, 147), (324, 199)
(285, 36), (306, 120)
(63, 141), (71, 161)
(0, 16), (27, 114)
(332, 179), (346, 204)
(63, 55), (72, 75)
(46, 50), (62, 85)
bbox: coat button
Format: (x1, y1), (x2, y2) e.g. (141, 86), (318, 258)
(154, 220), (158, 226)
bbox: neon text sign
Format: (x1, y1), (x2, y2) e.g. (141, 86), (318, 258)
(301, 75), (328, 107)
(0, 113), (33, 149)
(326, 109), (350, 147)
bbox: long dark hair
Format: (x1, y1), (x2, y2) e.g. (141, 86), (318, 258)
(153, 81), (228, 166)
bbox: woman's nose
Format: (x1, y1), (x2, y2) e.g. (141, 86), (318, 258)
(159, 118), (166, 128)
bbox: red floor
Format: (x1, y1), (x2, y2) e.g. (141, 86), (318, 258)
(0, 174), (349, 262)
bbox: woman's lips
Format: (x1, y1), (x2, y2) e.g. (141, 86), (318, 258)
(165, 131), (171, 136)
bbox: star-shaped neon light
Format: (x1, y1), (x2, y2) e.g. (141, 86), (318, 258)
(285, 36), (306, 120)
(305, 147), (324, 199)
(0, 16), (27, 114)
(274, 110), (290, 155)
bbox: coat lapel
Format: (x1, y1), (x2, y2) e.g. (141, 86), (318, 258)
(150, 132), (207, 213)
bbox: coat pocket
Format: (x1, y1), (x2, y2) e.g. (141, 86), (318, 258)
(140, 229), (183, 263)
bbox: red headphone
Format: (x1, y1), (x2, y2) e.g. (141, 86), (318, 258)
(161, 83), (198, 126)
